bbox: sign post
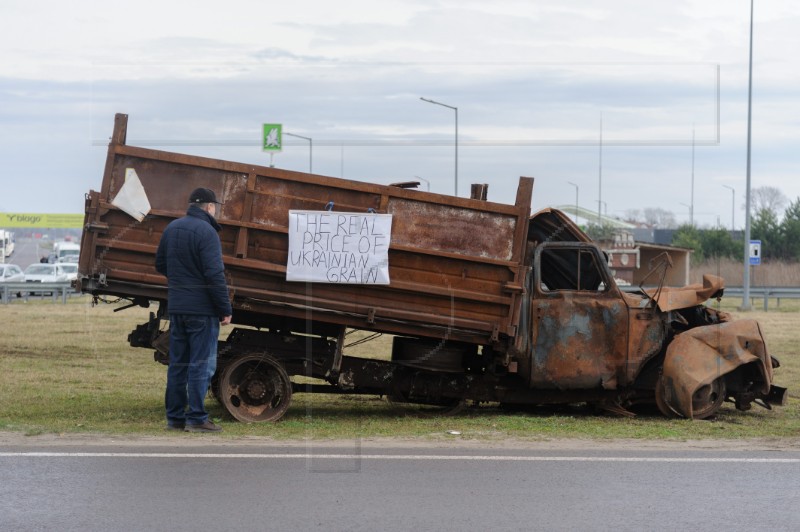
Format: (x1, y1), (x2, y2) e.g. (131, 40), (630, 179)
(262, 123), (283, 167)
(749, 239), (761, 266)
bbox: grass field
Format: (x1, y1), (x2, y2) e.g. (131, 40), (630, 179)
(1, 295), (798, 442)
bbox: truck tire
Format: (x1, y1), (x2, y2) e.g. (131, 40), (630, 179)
(218, 354), (292, 422)
(655, 375), (726, 420)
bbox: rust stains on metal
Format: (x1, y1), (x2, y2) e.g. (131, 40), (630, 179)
(79, 114), (785, 423)
(388, 198), (518, 261)
(658, 319), (771, 419)
(531, 295), (628, 390)
(647, 274), (725, 312)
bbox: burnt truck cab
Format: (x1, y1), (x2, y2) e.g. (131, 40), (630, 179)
(522, 209), (786, 419)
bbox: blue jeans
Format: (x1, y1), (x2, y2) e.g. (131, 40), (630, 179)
(165, 314), (220, 426)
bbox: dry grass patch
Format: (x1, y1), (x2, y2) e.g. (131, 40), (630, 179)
(691, 258), (800, 286)
(1, 296), (799, 441)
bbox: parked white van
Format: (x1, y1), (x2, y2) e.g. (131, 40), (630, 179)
(53, 241), (80, 263)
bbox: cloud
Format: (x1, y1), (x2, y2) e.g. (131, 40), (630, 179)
(1, 0), (799, 220)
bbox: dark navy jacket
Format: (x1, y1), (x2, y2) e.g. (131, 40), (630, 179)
(155, 205), (232, 318)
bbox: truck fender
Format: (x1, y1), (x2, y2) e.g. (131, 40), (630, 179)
(659, 319), (771, 419)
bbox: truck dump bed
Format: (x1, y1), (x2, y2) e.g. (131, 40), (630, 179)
(79, 114), (533, 345)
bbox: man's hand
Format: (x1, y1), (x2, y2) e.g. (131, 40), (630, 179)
(221, 315), (232, 326)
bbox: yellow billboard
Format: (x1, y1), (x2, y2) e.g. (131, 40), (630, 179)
(0, 213), (84, 228)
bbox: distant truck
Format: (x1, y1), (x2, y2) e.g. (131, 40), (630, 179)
(0, 230), (14, 261)
(78, 114), (786, 422)
(53, 241), (80, 263)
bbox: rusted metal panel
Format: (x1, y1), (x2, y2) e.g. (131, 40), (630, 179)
(530, 293), (629, 390)
(80, 114), (533, 346)
(623, 302), (667, 386)
(528, 208), (592, 245)
(528, 242), (630, 390)
(659, 319), (771, 418)
(647, 274), (725, 312)
(387, 198), (517, 261)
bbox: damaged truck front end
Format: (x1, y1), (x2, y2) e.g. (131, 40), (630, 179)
(636, 275), (787, 419)
(644, 276), (787, 419)
(525, 209), (786, 420)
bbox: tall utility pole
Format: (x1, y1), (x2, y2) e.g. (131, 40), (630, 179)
(420, 97), (458, 196)
(690, 126), (695, 226)
(742, 0), (755, 311)
(597, 114), (603, 225)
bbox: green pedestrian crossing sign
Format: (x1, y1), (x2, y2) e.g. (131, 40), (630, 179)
(263, 124), (283, 152)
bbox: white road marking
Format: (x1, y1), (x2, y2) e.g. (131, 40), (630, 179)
(1, 452), (798, 463)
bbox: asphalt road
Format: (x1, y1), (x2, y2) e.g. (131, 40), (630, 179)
(2, 439), (799, 531)
(7, 237), (50, 270)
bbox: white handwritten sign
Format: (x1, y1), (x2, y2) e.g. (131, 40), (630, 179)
(287, 211), (392, 284)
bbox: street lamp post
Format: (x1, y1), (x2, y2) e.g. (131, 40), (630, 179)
(680, 202), (692, 225)
(284, 132), (312, 173)
(567, 181), (579, 224)
(598, 114), (603, 225)
(742, 0), (755, 311)
(420, 97), (458, 196)
(596, 200), (607, 223)
(722, 185), (735, 231)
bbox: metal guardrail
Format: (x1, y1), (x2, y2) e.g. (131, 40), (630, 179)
(624, 285), (800, 311)
(721, 286), (800, 311)
(3, 281), (798, 309)
(0, 282), (75, 304)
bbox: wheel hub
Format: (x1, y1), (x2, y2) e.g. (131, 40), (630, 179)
(243, 373), (272, 405)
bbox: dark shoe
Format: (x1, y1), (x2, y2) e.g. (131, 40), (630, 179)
(185, 420), (222, 433)
(165, 423), (185, 431)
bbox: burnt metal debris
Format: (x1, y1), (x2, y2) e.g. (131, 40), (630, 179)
(78, 114), (787, 422)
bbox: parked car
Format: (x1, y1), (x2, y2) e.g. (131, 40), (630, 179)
(0, 264), (25, 283)
(58, 263), (78, 282)
(23, 263), (69, 283)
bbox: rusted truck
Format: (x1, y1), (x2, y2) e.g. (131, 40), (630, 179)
(78, 113), (786, 422)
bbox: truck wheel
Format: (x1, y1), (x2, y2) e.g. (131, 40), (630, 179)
(219, 354), (292, 422)
(210, 372), (222, 402)
(689, 377), (726, 419)
(655, 375), (726, 420)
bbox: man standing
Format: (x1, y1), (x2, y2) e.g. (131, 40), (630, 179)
(156, 187), (233, 432)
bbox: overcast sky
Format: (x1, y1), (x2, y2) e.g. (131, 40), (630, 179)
(1, 0), (798, 228)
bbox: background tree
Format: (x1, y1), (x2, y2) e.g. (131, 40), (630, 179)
(671, 224), (704, 263)
(750, 186), (788, 218)
(584, 223), (617, 242)
(623, 209), (643, 225)
(699, 227), (741, 260)
(751, 207), (781, 260)
(642, 207), (677, 228)
(779, 197), (800, 260)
